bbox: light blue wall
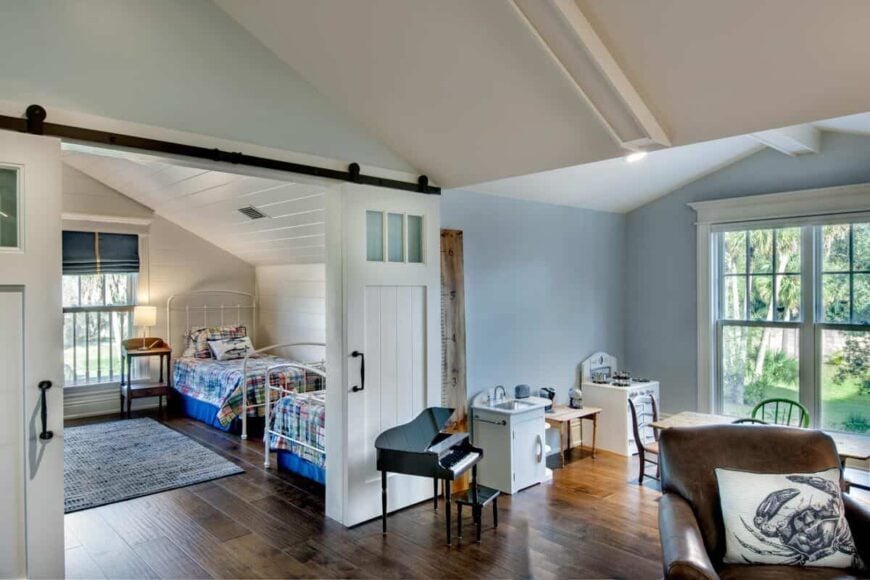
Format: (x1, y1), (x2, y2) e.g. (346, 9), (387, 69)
(625, 132), (870, 412)
(0, 0), (412, 172)
(441, 189), (625, 405)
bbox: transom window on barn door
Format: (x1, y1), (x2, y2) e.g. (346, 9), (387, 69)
(715, 221), (870, 434)
(0, 166), (19, 249)
(366, 211), (424, 263)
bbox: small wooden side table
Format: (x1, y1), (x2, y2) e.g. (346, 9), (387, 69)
(120, 337), (173, 419)
(545, 405), (601, 466)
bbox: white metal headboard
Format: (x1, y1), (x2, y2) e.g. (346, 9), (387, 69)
(166, 290), (257, 354)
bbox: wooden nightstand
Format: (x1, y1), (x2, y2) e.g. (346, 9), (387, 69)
(120, 337), (173, 419)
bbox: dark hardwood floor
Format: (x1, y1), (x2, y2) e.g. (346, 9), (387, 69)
(65, 410), (665, 579)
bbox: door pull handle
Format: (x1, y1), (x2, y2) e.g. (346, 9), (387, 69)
(38, 380), (53, 441)
(351, 351), (365, 392)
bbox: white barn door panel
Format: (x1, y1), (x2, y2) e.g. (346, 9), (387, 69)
(0, 130), (64, 578)
(0, 290), (25, 578)
(340, 184), (440, 527)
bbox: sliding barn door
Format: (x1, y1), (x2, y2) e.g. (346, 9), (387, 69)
(341, 184), (440, 527)
(0, 130), (64, 578)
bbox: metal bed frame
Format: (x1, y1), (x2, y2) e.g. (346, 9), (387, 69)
(241, 341), (326, 440)
(261, 357), (327, 469)
(166, 290), (258, 352)
(166, 290), (326, 440)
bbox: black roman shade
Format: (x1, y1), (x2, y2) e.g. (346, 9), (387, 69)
(62, 231), (140, 275)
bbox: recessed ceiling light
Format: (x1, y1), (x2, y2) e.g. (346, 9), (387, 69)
(625, 151), (647, 163)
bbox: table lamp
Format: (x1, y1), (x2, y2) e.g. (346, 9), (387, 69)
(133, 305), (157, 350)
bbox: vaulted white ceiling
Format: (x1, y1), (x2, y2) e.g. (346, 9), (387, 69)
(63, 150), (327, 266)
(467, 135), (763, 213)
(468, 112), (870, 213)
(575, 0), (870, 146)
(217, 0), (870, 188)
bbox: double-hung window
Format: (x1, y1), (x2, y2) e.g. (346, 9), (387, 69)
(718, 227), (802, 418)
(63, 273), (138, 385)
(713, 220), (870, 433)
(817, 223), (870, 432)
(62, 231), (141, 387)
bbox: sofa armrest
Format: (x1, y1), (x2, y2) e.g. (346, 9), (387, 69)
(844, 493), (870, 561)
(659, 493), (719, 580)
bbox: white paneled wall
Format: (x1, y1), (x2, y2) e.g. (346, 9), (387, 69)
(148, 216), (255, 347)
(255, 264), (326, 362)
(62, 164), (153, 219)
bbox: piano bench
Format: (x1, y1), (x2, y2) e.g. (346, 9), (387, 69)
(454, 485), (500, 543)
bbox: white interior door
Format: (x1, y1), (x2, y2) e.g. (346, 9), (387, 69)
(340, 183), (440, 527)
(0, 130), (64, 578)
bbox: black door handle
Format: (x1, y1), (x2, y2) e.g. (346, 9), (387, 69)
(351, 351), (365, 392)
(38, 380), (53, 441)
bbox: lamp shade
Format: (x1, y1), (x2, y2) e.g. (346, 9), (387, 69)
(133, 305), (157, 328)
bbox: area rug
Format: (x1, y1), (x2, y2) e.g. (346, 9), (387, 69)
(64, 418), (243, 513)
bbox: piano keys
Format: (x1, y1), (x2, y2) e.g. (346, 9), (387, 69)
(375, 407), (483, 545)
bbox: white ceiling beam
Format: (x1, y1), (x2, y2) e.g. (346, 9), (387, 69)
(506, 0), (622, 148)
(510, 0), (670, 151)
(751, 124), (821, 156)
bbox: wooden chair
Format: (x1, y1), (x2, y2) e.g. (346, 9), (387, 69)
(628, 395), (659, 485)
(731, 417), (768, 425)
(750, 397), (810, 427)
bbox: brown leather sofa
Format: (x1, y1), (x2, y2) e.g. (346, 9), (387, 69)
(658, 425), (870, 579)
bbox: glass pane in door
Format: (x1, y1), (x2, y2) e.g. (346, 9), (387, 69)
(820, 329), (870, 433)
(387, 213), (404, 263)
(366, 211), (384, 262)
(0, 167), (18, 248)
(407, 215), (423, 263)
(721, 325), (800, 418)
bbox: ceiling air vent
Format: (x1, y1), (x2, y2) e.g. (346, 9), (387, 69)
(238, 205), (268, 220)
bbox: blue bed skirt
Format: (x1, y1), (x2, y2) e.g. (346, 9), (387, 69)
(176, 392), (325, 485)
(176, 392), (237, 432)
(276, 450), (325, 485)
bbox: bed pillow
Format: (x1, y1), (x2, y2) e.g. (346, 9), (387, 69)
(208, 336), (255, 361)
(185, 325), (247, 358)
(715, 467), (861, 569)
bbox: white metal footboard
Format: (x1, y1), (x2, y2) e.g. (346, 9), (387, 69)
(261, 361), (327, 469)
(240, 342), (326, 440)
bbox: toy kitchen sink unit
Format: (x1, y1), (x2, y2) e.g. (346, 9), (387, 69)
(580, 352), (659, 457)
(471, 388), (549, 495)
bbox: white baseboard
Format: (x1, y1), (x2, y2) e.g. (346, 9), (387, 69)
(64, 384), (160, 420)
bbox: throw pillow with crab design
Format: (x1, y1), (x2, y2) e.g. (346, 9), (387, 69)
(716, 467), (864, 569)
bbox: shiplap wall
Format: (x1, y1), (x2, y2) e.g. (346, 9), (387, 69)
(62, 163), (256, 418)
(62, 164), (153, 220)
(255, 264), (326, 363)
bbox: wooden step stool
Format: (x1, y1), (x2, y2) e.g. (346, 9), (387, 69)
(454, 485), (500, 543)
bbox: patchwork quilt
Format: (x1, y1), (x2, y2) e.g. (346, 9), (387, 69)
(173, 355), (317, 427)
(269, 391), (326, 468)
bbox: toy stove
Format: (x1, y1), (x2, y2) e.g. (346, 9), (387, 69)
(580, 352), (660, 457)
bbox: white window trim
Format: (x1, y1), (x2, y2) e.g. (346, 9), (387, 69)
(690, 182), (870, 413)
(61, 217), (152, 390)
